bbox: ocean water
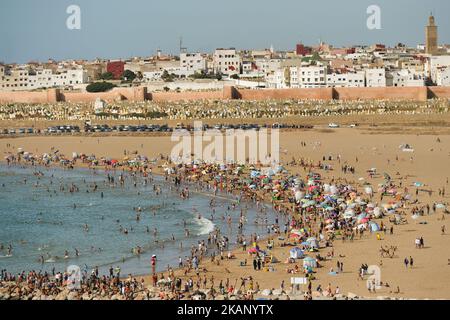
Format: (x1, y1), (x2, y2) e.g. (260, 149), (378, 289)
(0, 164), (276, 276)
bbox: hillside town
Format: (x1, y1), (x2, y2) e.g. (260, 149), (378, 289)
(1, 15), (449, 93)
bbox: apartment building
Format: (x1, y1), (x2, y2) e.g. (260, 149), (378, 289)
(213, 48), (241, 76)
(386, 69), (425, 87)
(297, 65), (327, 88)
(180, 52), (207, 73)
(0, 67), (30, 90)
(428, 55), (450, 84)
(435, 67), (450, 86)
(326, 71), (365, 88)
(28, 69), (88, 89)
(266, 69), (288, 89)
(365, 68), (387, 87)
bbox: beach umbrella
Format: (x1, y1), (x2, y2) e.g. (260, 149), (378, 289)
(364, 186), (373, 195)
(357, 213), (367, 221)
(436, 204), (446, 209)
(368, 221), (380, 232)
(303, 257), (317, 269)
(261, 289), (272, 296)
(330, 185), (338, 195)
(359, 217), (370, 224)
(250, 170), (260, 178)
(295, 191), (304, 202)
(247, 247), (259, 254)
(343, 209), (355, 219)
(289, 233), (302, 240)
(302, 200), (316, 208)
(373, 207), (382, 218)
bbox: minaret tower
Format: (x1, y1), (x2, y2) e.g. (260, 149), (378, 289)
(425, 13), (438, 55)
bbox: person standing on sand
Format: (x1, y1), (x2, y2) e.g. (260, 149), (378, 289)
(409, 256), (414, 268)
(404, 257), (409, 268)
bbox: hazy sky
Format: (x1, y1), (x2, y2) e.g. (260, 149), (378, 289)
(0, 0), (449, 63)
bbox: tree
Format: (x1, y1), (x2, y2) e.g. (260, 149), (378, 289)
(86, 82), (116, 93)
(161, 70), (175, 82)
(122, 70), (136, 82)
(100, 72), (114, 80)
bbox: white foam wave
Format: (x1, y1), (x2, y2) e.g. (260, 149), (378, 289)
(195, 217), (215, 236)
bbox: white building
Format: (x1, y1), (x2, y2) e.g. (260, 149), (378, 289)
(386, 69), (425, 87)
(28, 69), (88, 89)
(213, 48), (241, 76)
(266, 69), (287, 89)
(346, 72), (366, 87)
(365, 68), (386, 87)
(256, 59), (282, 77)
(326, 71), (365, 88)
(142, 67), (194, 82)
(242, 61), (254, 74)
(297, 66), (327, 88)
(435, 67), (450, 86)
(143, 71), (163, 82)
(180, 52), (207, 73)
(428, 56), (450, 85)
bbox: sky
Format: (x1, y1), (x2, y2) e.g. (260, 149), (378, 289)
(0, 0), (449, 64)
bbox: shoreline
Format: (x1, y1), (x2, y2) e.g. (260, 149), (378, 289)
(0, 160), (280, 278)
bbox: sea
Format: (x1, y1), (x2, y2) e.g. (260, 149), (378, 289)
(0, 164), (279, 276)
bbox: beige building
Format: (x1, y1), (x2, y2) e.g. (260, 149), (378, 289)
(213, 48), (241, 76)
(0, 67), (29, 91)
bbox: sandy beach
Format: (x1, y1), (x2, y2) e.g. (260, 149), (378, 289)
(1, 120), (450, 299)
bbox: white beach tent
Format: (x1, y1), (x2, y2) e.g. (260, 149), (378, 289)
(303, 257), (317, 268)
(289, 247), (305, 259)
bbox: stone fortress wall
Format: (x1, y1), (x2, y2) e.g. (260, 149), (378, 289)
(0, 86), (449, 104)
